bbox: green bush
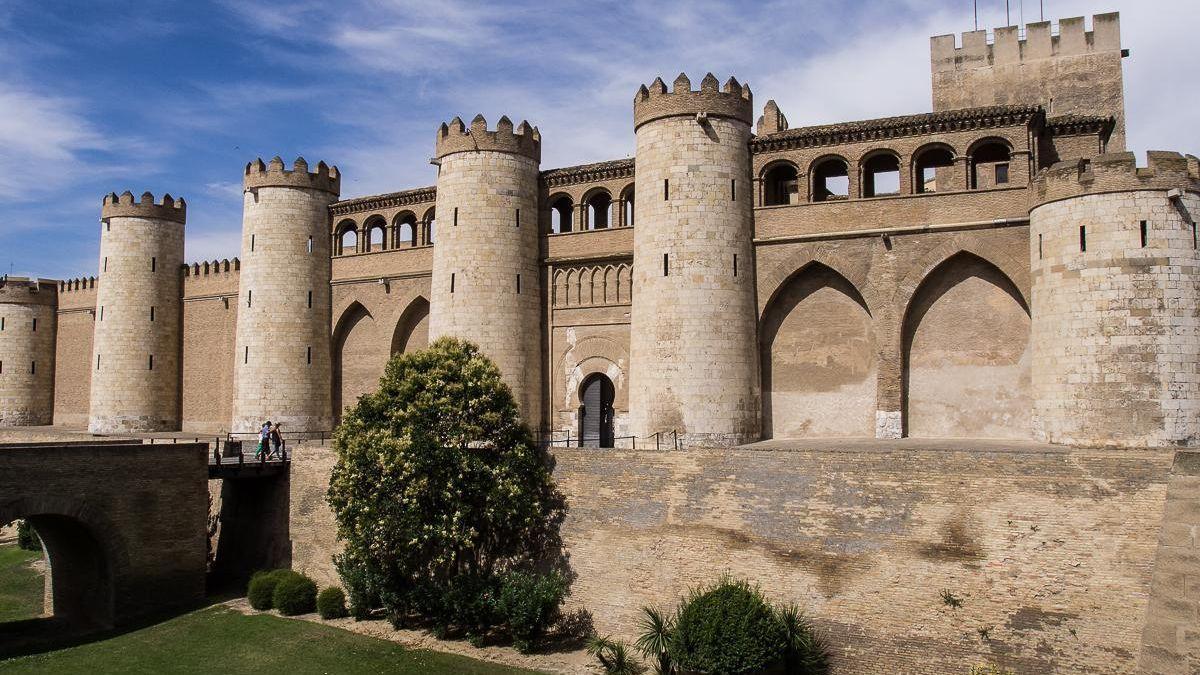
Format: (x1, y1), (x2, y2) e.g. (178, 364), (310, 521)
(326, 337), (567, 631)
(439, 574), (502, 638)
(777, 603), (830, 674)
(273, 573), (318, 616)
(498, 570), (569, 653)
(16, 520), (40, 551)
(317, 586), (349, 620)
(668, 577), (788, 675)
(247, 569), (296, 611)
(333, 551), (378, 620)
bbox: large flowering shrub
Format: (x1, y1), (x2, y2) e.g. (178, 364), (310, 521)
(327, 337), (567, 641)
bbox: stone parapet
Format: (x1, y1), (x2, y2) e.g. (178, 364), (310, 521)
(633, 72), (752, 130)
(243, 156), (340, 195)
(1033, 151), (1200, 207)
(434, 115), (540, 162)
(931, 13), (1122, 73)
(101, 191), (186, 224)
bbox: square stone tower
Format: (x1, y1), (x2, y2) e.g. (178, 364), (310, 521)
(931, 13), (1127, 150)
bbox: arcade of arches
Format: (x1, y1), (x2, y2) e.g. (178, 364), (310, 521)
(760, 250), (1031, 440)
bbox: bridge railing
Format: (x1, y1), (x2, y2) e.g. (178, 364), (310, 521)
(538, 429), (680, 450)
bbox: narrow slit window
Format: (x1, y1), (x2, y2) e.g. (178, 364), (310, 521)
(733, 254), (738, 277)
(30, 361), (35, 375)
(450, 273), (455, 293)
(148, 354), (154, 370)
(307, 290), (312, 309)
(150, 306), (155, 322)
(1140, 220), (1148, 248)
(151, 256), (156, 272)
(97, 354), (101, 370)
(106, 222), (110, 232)
(731, 179), (736, 201)
(0, 361), (3, 373)
(0, 317), (4, 330)
(453, 207), (458, 226)
(1079, 226), (1087, 252)
(1038, 234), (1043, 260)
(247, 290), (252, 307)
(100, 306), (104, 321)
(251, 234), (256, 252)
(516, 208), (520, 227)
(1193, 221), (1197, 250)
(516, 274), (521, 294)
(663, 179), (669, 200)
(103, 257), (108, 272)
(663, 253), (669, 276)
(244, 346), (249, 364)
(307, 346), (312, 365)
(307, 236), (313, 254)
(31, 318), (36, 331)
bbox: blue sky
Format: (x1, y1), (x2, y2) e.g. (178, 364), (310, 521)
(0, 0), (1195, 280)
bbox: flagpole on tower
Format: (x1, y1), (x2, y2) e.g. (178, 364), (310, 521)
(974, 0), (978, 30)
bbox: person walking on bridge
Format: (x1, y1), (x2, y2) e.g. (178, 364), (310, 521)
(256, 420), (271, 459)
(269, 422), (283, 459)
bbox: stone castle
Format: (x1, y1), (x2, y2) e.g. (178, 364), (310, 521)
(5, 12), (1196, 450)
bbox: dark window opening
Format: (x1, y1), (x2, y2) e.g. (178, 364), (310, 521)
(244, 346), (248, 364)
(663, 253), (669, 276)
(663, 179), (669, 201)
(1140, 220), (1148, 248)
(995, 162), (1010, 185)
(103, 257), (108, 272)
(148, 355), (153, 370)
(516, 274), (521, 294)
(450, 273), (455, 293)
(763, 164), (799, 206)
(586, 192), (612, 230)
(550, 196), (573, 234)
(970, 142), (1012, 189)
(150, 307), (155, 322)
(251, 234), (256, 252)
(733, 253), (738, 277)
(307, 290), (312, 309)
(31, 318), (36, 331)
(100, 306), (104, 321)
(731, 179), (736, 201)
(0, 317), (4, 330)
(247, 290), (252, 308)
(453, 207), (458, 227)
(862, 154), (900, 197)
(151, 256), (156, 272)
(914, 147), (955, 194)
(97, 354), (101, 370)
(30, 361), (35, 375)
(1038, 234), (1043, 260)
(811, 158), (849, 202)
(516, 208), (520, 228)
(1080, 226), (1087, 252)
(307, 346), (312, 365)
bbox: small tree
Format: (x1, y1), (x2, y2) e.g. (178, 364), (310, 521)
(327, 337), (567, 636)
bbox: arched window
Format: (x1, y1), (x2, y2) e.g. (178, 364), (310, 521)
(620, 184), (635, 227)
(585, 191), (612, 230)
(335, 220), (357, 255)
(811, 157), (849, 202)
(913, 145), (956, 194)
(550, 195), (573, 234)
(762, 162), (799, 206)
(364, 217), (386, 252)
(969, 140), (1013, 189)
(393, 213), (417, 247)
(861, 152), (900, 197)
(422, 208), (436, 244)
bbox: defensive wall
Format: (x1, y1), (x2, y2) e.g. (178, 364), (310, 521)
(281, 439), (1197, 674)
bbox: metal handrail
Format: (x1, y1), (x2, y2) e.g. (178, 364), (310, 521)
(539, 429), (681, 450)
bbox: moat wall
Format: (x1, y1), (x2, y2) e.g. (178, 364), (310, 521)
(286, 441), (1183, 674)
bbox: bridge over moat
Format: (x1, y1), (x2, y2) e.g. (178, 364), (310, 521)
(0, 437), (293, 656)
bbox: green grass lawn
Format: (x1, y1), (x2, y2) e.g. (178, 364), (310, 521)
(0, 544), (43, 623)
(0, 605), (543, 674)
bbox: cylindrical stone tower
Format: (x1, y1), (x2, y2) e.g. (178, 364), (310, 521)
(88, 191), (186, 433)
(1030, 151), (1200, 447)
(428, 115), (543, 424)
(628, 73), (760, 447)
(0, 277), (57, 426)
(231, 157), (340, 434)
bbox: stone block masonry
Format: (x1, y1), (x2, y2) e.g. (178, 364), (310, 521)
(89, 192), (185, 433)
(0, 278), (57, 426)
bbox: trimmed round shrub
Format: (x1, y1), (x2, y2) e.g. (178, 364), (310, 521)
(668, 577), (788, 674)
(247, 569), (294, 611)
(274, 573), (318, 616)
(317, 586), (349, 620)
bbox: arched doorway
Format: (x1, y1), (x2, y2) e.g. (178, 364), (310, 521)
(578, 373), (615, 448)
(902, 252), (1031, 439)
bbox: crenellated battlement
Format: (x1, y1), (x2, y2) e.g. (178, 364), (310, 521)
(932, 13), (1121, 73)
(58, 277), (96, 293)
(0, 276), (57, 306)
(243, 156), (341, 195)
(1034, 151), (1200, 207)
(633, 72), (752, 130)
(434, 115), (541, 162)
(183, 258), (240, 277)
(101, 191), (186, 224)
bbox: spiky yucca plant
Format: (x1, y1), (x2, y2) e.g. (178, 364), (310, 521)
(634, 606), (674, 674)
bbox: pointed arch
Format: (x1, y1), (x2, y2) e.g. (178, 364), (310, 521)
(901, 251), (1031, 439)
(332, 302), (376, 419)
(760, 261), (876, 438)
(391, 296), (430, 356)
